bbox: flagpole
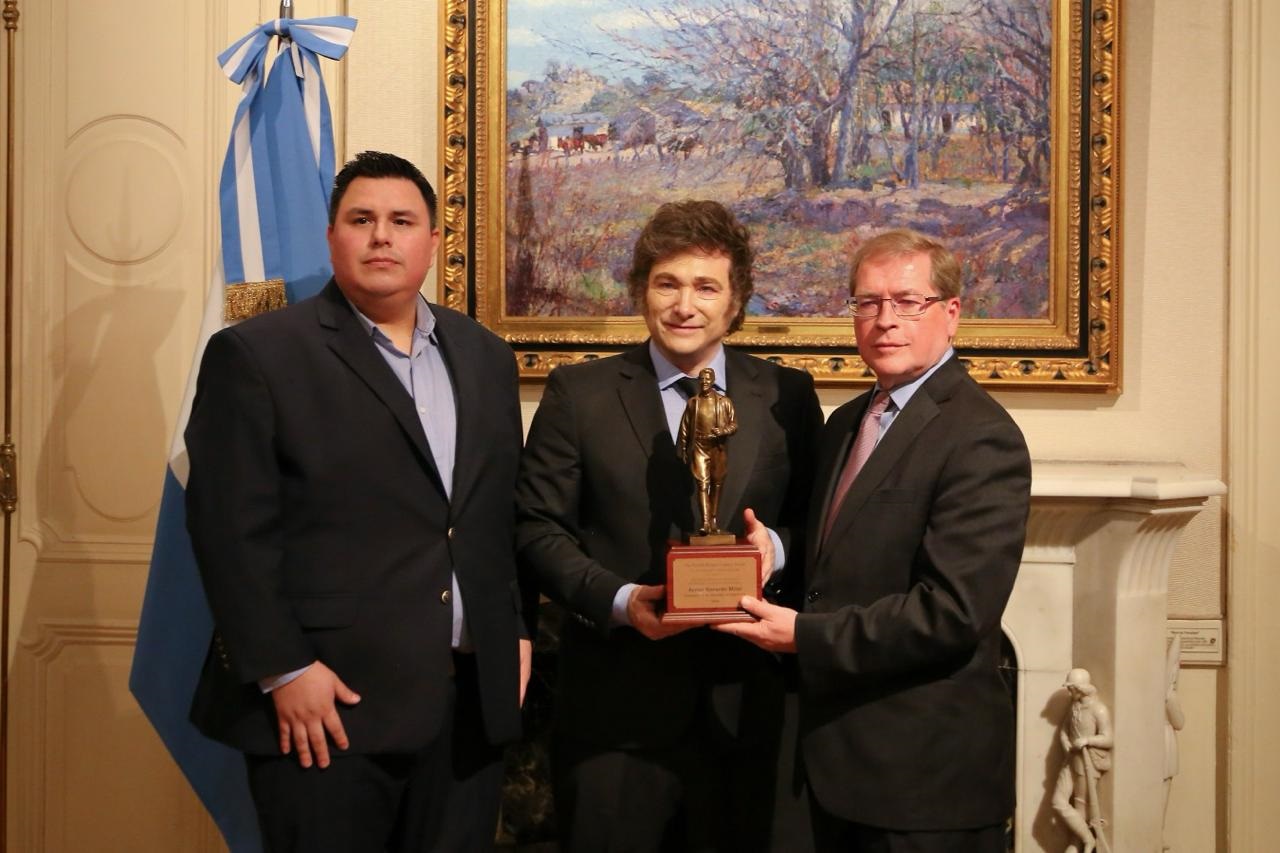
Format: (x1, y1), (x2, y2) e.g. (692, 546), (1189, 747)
(0, 2), (21, 851)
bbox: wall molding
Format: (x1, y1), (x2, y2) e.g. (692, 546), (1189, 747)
(1227, 0), (1280, 848)
(11, 620), (138, 852)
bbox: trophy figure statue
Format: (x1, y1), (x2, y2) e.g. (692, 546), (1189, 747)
(662, 366), (757, 624)
(676, 367), (737, 544)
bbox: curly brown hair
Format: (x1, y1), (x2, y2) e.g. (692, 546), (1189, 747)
(627, 200), (754, 334)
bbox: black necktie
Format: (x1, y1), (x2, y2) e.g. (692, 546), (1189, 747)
(675, 376), (700, 399)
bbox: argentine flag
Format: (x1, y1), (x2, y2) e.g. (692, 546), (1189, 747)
(129, 16), (356, 851)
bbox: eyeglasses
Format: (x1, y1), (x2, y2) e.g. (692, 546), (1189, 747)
(845, 294), (946, 319)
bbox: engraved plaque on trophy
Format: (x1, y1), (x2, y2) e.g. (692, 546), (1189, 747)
(661, 368), (762, 624)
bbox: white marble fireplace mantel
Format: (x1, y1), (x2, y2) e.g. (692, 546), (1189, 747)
(1007, 461), (1224, 852)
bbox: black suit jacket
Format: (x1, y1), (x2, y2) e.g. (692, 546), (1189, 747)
(516, 345), (822, 749)
(185, 281), (526, 755)
(794, 356), (1031, 830)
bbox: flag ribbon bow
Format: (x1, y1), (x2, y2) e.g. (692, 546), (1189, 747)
(215, 16), (356, 313)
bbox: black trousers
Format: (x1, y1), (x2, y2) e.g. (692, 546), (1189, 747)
(552, 690), (806, 852)
(245, 655), (503, 853)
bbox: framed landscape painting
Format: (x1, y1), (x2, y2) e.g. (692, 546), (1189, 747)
(441, 0), (1120, 389)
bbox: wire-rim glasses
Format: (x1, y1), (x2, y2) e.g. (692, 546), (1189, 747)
(845, 294), (946, 319)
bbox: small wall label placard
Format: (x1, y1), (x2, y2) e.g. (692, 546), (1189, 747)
(1167, 619), (1225, 665)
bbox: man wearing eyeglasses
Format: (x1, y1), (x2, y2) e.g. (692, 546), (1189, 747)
(717, 229), (1031, 851)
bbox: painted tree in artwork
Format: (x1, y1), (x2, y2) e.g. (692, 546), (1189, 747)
(603, 0), (907, 190)
(829, 0), (910, 183)
(598, 0), (1051, 191)
(975, 0), (1052, 188)
(870, 6), (957, 188)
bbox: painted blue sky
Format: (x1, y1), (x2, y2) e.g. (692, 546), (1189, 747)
(506, 0), (672, 87)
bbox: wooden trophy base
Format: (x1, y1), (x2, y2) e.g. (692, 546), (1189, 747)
(661, 539), (762, 624)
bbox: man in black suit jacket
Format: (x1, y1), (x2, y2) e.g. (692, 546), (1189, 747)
(718, 229), (1031, 852)
(516, 201), (822, 851)
(185, 152), (530, 851)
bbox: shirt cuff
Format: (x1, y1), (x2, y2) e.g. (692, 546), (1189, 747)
(767, 527), (785, 576)
(258, 662), (314, 693)
(611, 583), (637, 627)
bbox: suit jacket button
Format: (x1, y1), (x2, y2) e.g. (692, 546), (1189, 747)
(447, 526), (456, 540)
(441, 589), (452, 605)
(806, 590), (821, 602)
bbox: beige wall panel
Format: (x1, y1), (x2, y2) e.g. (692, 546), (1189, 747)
(12, 619), (221, 852)
(56, 264), (182, 527)
(1165, 514), (1221, 618)
(1228, 0), (1280, 848)
(1163, 668), (1221, 853)
(55, 127), (195, 532)
(344, 0), (439, 182)
(16, 0), (216, 559)
(64, 0), (191, 138)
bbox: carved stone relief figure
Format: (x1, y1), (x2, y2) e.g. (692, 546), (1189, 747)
(1163, 636), (1186, 852)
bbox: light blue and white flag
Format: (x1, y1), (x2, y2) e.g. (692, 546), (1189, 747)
(129, 15), (356, 852)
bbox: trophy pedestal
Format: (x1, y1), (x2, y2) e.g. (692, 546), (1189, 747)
(660, 540), (762, 624)
(687, 532), (737, 546)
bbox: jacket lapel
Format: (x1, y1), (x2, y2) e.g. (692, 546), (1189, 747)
(716, 348), (763, 529)
(616, 346), (671, 458)
(808, 396), (867, 560)
(616, 345), (697, 536)
(315, 281), (447, 496)
(818, 357), (966, 553)
(432, 305), (481, 510)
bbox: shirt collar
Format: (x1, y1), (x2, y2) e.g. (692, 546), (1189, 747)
(648, 341), (728, 393)
(345, 293), (436, 343)
(877, 346), (955, 411)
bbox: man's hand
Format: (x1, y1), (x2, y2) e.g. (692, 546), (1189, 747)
(742, 507), (775, 584)
(713, 596), (798, 653)
(518, 637), (533, 707)
(627, 584), (696, 640)
(271, 661), (361, 769)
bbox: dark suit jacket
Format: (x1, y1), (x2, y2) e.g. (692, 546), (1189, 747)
(794, 356), (1031, 831)
(516, 345), (822, 749)
(185, 280), (526, 755)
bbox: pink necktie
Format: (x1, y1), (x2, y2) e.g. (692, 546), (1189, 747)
(822, 391), (891, 543)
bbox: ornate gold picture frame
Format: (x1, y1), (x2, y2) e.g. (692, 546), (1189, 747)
(441, 0), (1119, 390)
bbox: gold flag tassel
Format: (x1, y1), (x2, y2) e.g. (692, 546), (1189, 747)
(223, 278), (288, 322)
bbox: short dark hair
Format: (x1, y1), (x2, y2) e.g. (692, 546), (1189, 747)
(848, 228), (962, 299)
(329, 151), (437, 227)
(627, 200), (754, 334)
